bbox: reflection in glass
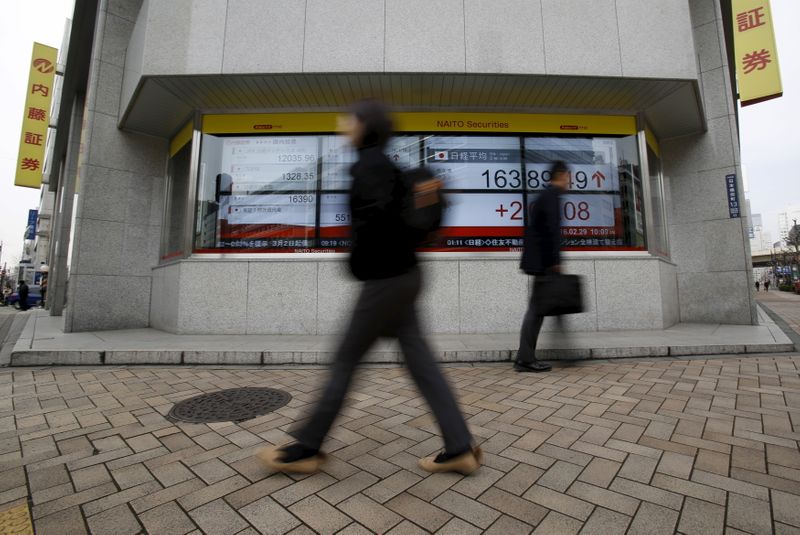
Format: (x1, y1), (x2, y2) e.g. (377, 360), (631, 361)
(162, 143), (191, 260)
(193, 132), (652, 253)
(524, 135), (643, 250)
(647, 147), (669, 256)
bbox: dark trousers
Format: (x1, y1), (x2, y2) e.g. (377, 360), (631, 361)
(292, 267), (472, 454)
(517, 277), (562, 364)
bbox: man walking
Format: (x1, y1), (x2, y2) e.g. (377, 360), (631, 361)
(765, 280), (770, 292)
(257, 99), (481, 476)
(515, 161), (570, 373)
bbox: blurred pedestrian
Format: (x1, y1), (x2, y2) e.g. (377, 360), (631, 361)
(765, 280), (770, 292)
(257, 99), (481, 476)
(17, 280), (29, 311)
(515, 161), (571, 373)
(755, 281), (760, 292)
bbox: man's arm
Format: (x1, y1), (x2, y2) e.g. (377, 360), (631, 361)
(546, 191), (562, 270)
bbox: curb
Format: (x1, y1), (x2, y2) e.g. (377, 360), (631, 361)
(9, 341), (795, 366)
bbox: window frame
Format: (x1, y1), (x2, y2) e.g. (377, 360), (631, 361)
(164, 112), (671, 261)
(159, 116), (201, 265)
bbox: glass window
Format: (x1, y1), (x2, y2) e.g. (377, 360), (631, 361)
(194, 131), (647, 253)
(525, 135), (643, 250)
(161, 142), (191, 261)
(647, 147), (669, 257)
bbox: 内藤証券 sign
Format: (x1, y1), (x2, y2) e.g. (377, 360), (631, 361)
(15, 42), (57, 189)
(732, 0), (782, 106)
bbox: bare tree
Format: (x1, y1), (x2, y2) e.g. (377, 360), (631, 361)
(782, 221), (800, 285)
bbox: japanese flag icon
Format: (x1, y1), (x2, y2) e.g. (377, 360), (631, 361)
(434, 151), (448, 161)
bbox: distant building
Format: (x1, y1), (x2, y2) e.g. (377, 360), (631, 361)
(747, 212), (772, 253)
(778, 205), (800, 243)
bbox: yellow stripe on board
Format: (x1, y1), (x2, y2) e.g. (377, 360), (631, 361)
(169, 121), (194, 157)
(394, 113), (637, 136)
(202, 112), (637, 136)
(203, 113), (340, 135)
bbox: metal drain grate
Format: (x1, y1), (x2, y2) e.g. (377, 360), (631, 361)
(167, 387), (292, 424)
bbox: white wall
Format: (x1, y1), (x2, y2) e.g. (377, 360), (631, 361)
(121, 0), (698, 114)
(152, 255), (675, 335)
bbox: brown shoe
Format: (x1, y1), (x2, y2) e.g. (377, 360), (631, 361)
(419, 447), (483, 475)
(256, 445), (327, 475)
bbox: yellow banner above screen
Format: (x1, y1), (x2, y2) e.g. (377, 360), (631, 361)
(169, 121), (194, 157)
(645, 127), (661, 157)
(202, 112), (637, 136)
(732, 0), (782, 106)
(15, 42), (58, 189)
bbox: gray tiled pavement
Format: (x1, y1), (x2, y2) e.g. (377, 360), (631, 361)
(0, 354), (799, 534)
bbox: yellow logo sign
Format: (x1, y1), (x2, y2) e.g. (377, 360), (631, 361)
(732, 0), (782, 106)
(15, 42), (58, 189)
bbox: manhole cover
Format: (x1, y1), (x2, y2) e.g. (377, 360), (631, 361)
(167, 387), (292, 424)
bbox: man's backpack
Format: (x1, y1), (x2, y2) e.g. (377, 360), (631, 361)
(401, 167), (445, 247)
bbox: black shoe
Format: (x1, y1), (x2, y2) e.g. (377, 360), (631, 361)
(514, 360), (552, 373)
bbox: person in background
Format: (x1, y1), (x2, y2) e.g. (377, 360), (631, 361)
(0, 285), (10, 306)
(515, 161), (571, 373)
(40, 276), (48, 308)
(17, 280), (29, 311)
(755, 281), (760, 292)
(764, 280), (770, 292)
(256, 99), (481, 476)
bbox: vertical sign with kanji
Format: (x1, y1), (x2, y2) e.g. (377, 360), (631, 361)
(15, 42), (57, 188)
(732, 0), (782, 106)
(726, 174), (741, 218)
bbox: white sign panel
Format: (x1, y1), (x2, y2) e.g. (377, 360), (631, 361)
(221, 136), (318, 193)
(442, 193), (525, 228)
(559, 194), (616, 228)
(319, 193), (351, 229)
(425, 136), (523, 190)
(223, 194), (316, 227)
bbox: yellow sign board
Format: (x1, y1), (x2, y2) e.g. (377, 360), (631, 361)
(202, 112), (637, 136)
(169, 121), (194, 157)
(732, 0), (782, 106)
(15, 43), (58, 188)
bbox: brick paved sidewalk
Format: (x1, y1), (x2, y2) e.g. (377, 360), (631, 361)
(0, 356), (799, 534)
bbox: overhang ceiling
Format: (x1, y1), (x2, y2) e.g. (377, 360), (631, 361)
(121, 73), (705, 141)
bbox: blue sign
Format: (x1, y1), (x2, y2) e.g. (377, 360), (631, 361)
(24, 209), (37, 240)
(725, 174), (740, 218)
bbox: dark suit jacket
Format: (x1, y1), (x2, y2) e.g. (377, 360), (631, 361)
(520, 186), (562, 275)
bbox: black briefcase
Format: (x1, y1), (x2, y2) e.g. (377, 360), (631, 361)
(533, 274), (584, 316)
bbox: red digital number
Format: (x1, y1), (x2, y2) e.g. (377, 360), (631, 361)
(563, 201), (590, 221)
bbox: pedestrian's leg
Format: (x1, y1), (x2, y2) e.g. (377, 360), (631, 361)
(396, 308), (472, 455)
(517, 306), (545, 364)
(258, 281), (394, 473)
(291, 287), (387, 450)
(393, 271), (479, 474)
